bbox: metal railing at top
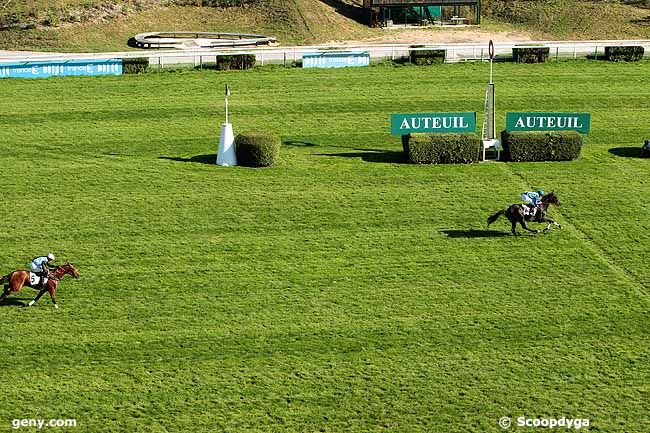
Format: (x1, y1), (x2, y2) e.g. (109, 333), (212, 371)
(1, 40), (649, 67)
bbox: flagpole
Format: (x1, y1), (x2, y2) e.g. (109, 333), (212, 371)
(217, 83), (237, 166)
(489, 40), (495, 140)
(225, 85), (229, 124)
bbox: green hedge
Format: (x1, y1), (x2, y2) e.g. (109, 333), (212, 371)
(215, 54), (256, 71)
(403, 133), (480, 164)
(605, 46), (644, 62)
(235, 131), (281, 167)
(500, 131), (583, 162)
(122, 57), (149, 74)
(409, 49), (446, 65)
(512, 47), (550, 63)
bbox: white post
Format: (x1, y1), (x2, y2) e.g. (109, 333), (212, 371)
(482, 40), (500, 161)
(489, 44), (494, 86)
(217, 84), (237, 166)
(489, 40), (495, 139)
(217, 123), (237, 166)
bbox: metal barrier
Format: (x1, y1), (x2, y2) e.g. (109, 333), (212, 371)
(1, 40), (649, 68)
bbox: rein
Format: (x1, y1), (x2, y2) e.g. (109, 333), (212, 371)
(49, 266), (70, 281)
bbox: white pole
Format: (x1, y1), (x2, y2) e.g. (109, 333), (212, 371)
(217, 83), (236, 166)
(482, 40), (500, 161)
(225, 83), (230, 124)
(489, 40), (495, 139)
(489, 59), (493, 84)
(489, 40), (494, 85)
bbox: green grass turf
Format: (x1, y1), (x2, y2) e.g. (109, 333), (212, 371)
(0, 60), (649, 432)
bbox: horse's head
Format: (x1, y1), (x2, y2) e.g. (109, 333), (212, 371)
(60, 262), (80, 279)
(542, 191), (561, 207)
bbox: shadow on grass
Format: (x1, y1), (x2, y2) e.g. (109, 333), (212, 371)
(608, 147), (644, 158)
(441, 229), (511, 238)
(159, 154), (216, 164)
(284, 140), (318, 147)
(317, 0), (368, 25)
(317, 150), (407, 164)
(0, 298), (27, 307)
(631, 16), (650, 25)
(127, 37), (139, 49)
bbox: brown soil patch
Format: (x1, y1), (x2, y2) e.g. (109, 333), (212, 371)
(330, 27), (536, 46)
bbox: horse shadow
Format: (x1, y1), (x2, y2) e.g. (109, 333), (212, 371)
(608, 147), (644, 158)
(159, 154), (216, 164)
(0, 298), (27, 307)
(441, 229), (511, 238)
(283, 140), (317, 147)
(317, 149), (407, 164)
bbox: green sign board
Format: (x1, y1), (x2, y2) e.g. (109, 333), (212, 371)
(506, 112), (591, 134)
(391, 112), (476, 135)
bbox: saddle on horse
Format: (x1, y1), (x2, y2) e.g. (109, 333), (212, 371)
(523, 204), (539, 218)
(28, 271), (49, 288)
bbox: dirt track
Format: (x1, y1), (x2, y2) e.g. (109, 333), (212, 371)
(331, 27), (536, 45)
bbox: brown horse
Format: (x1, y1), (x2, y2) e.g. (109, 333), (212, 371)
(0, 262), (80, 308)
(487, 192), (562, 236)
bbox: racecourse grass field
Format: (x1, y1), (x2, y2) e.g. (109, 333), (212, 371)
(0, 61), (649, 432)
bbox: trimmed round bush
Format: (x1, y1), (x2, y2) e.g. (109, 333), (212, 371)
(403, 133), (480, 164)
(605, 46), (644, 62)
(409, 49), (446, 65)
(235, 131), (281, 167)
(123, 57), (149, 74)
(500, 131), (582, 162)
(512, 46), (549, 63)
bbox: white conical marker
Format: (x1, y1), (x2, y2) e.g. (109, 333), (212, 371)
(217, 84), (237, 166)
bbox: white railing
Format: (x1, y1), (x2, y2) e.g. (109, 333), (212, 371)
(1, 40), (649, 67)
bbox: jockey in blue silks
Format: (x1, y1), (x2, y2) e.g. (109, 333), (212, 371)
(521, 190), (544, 215)
(29, 253), (55, 287)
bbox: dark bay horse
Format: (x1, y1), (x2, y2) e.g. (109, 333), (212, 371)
(0, 262), (80, 308)
(487, 192), (562, 236)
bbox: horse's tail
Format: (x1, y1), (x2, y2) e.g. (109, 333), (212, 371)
(487, 209), (506, 227)
(0, 273), (10, 284)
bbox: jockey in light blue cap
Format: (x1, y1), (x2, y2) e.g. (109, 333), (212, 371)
(29, 253), (55, 288)
(521, 190), (544, 215)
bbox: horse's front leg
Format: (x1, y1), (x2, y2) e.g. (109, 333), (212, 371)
(48, 287), (59, 309)
(28, 288), (48, 307)
(543, 219), (562, 234)
(520, 218), (539, 234)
